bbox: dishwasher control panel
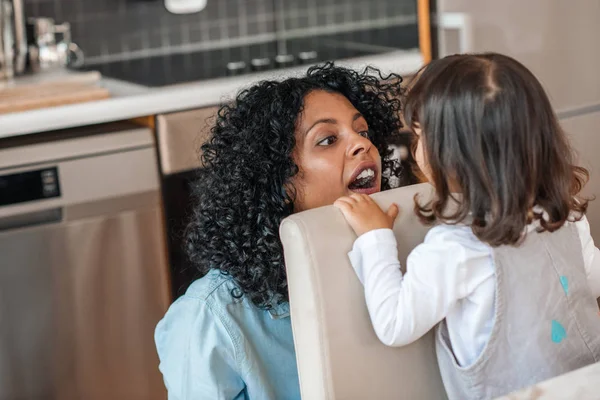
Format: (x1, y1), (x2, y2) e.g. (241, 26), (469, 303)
(0, 167), (60, 207)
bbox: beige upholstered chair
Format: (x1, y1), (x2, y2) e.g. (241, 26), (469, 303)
(280, 183), (447, 400)
(280, 182), (600, 400)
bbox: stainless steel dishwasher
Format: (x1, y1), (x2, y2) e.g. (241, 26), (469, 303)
(0, 123), (171, 400)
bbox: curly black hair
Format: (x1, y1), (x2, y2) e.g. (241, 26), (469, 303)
(185, 63), (405, 308)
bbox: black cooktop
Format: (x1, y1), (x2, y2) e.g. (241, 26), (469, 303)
(76, 25), (418, 87)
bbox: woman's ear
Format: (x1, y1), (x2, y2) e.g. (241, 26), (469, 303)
(283, 181), (300, 212)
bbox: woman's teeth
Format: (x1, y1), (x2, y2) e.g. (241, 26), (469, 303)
(356, 168), (375, 180)
(349, 168), (376, 189)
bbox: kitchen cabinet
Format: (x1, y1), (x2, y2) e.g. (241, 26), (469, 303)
(437, 0), (600, 113)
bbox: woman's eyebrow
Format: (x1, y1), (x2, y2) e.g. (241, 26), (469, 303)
(305, 113), (364, 135)
(304, 118), (337, 136)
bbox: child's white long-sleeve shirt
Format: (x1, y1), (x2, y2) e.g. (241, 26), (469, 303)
(348, 216), (600, 367)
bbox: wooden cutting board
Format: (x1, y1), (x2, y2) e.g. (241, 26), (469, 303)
(0, 73), (110, 114)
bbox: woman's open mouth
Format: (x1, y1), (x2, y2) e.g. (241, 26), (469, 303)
(348, 163), (379, 195)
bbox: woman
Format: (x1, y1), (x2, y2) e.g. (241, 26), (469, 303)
(155, 63), (408, 399)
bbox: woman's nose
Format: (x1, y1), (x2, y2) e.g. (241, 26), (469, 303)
(348, 133), (372, 157)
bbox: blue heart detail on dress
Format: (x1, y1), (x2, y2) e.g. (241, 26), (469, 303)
(551, 320), (566, 343)
(559, 276), (568, 295)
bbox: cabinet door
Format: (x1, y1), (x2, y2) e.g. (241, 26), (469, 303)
(563, 110), (600, 241)
(437, 0), (600, 113)
(156, 107), (220, 175)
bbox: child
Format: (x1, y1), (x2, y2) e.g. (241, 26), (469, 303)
(334, 53), (600, 400)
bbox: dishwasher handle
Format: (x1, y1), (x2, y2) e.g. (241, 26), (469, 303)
(0, 207), (63, 232)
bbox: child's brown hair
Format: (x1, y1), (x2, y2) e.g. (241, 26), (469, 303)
(404, 53), (589, 246)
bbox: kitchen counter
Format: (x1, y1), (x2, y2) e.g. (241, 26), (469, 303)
(0, 50), (422, 139)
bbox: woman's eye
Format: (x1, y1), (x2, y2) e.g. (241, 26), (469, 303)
(358, 130), (371, 139)
(317, 136), (337, 146)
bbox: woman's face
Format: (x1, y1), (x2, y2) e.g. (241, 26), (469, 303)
(292, 90), (382, 211)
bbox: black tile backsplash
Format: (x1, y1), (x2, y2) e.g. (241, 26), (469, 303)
(24, 0), (418, 64)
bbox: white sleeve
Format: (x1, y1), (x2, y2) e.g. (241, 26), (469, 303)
(348, 227), (488, 347)
(575, 216), (600, 299)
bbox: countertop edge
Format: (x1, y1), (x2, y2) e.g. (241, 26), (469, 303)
(0, 51), (423, 139)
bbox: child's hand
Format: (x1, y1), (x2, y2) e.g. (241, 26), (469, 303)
(334, 194), (399, 237)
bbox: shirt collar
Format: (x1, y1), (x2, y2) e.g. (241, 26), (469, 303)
(268, 301), (290, 319)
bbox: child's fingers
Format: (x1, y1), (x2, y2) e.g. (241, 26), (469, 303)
(349, 193), (373, 204)
(386, 203), (399, 222)
(338, 195), (358, 204)
(334, 198), (354, 211)
(335, 196), (357, 205)
(349, 193), (366, 202)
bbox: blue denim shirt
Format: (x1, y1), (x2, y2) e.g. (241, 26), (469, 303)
(155, 269), (300, 400)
